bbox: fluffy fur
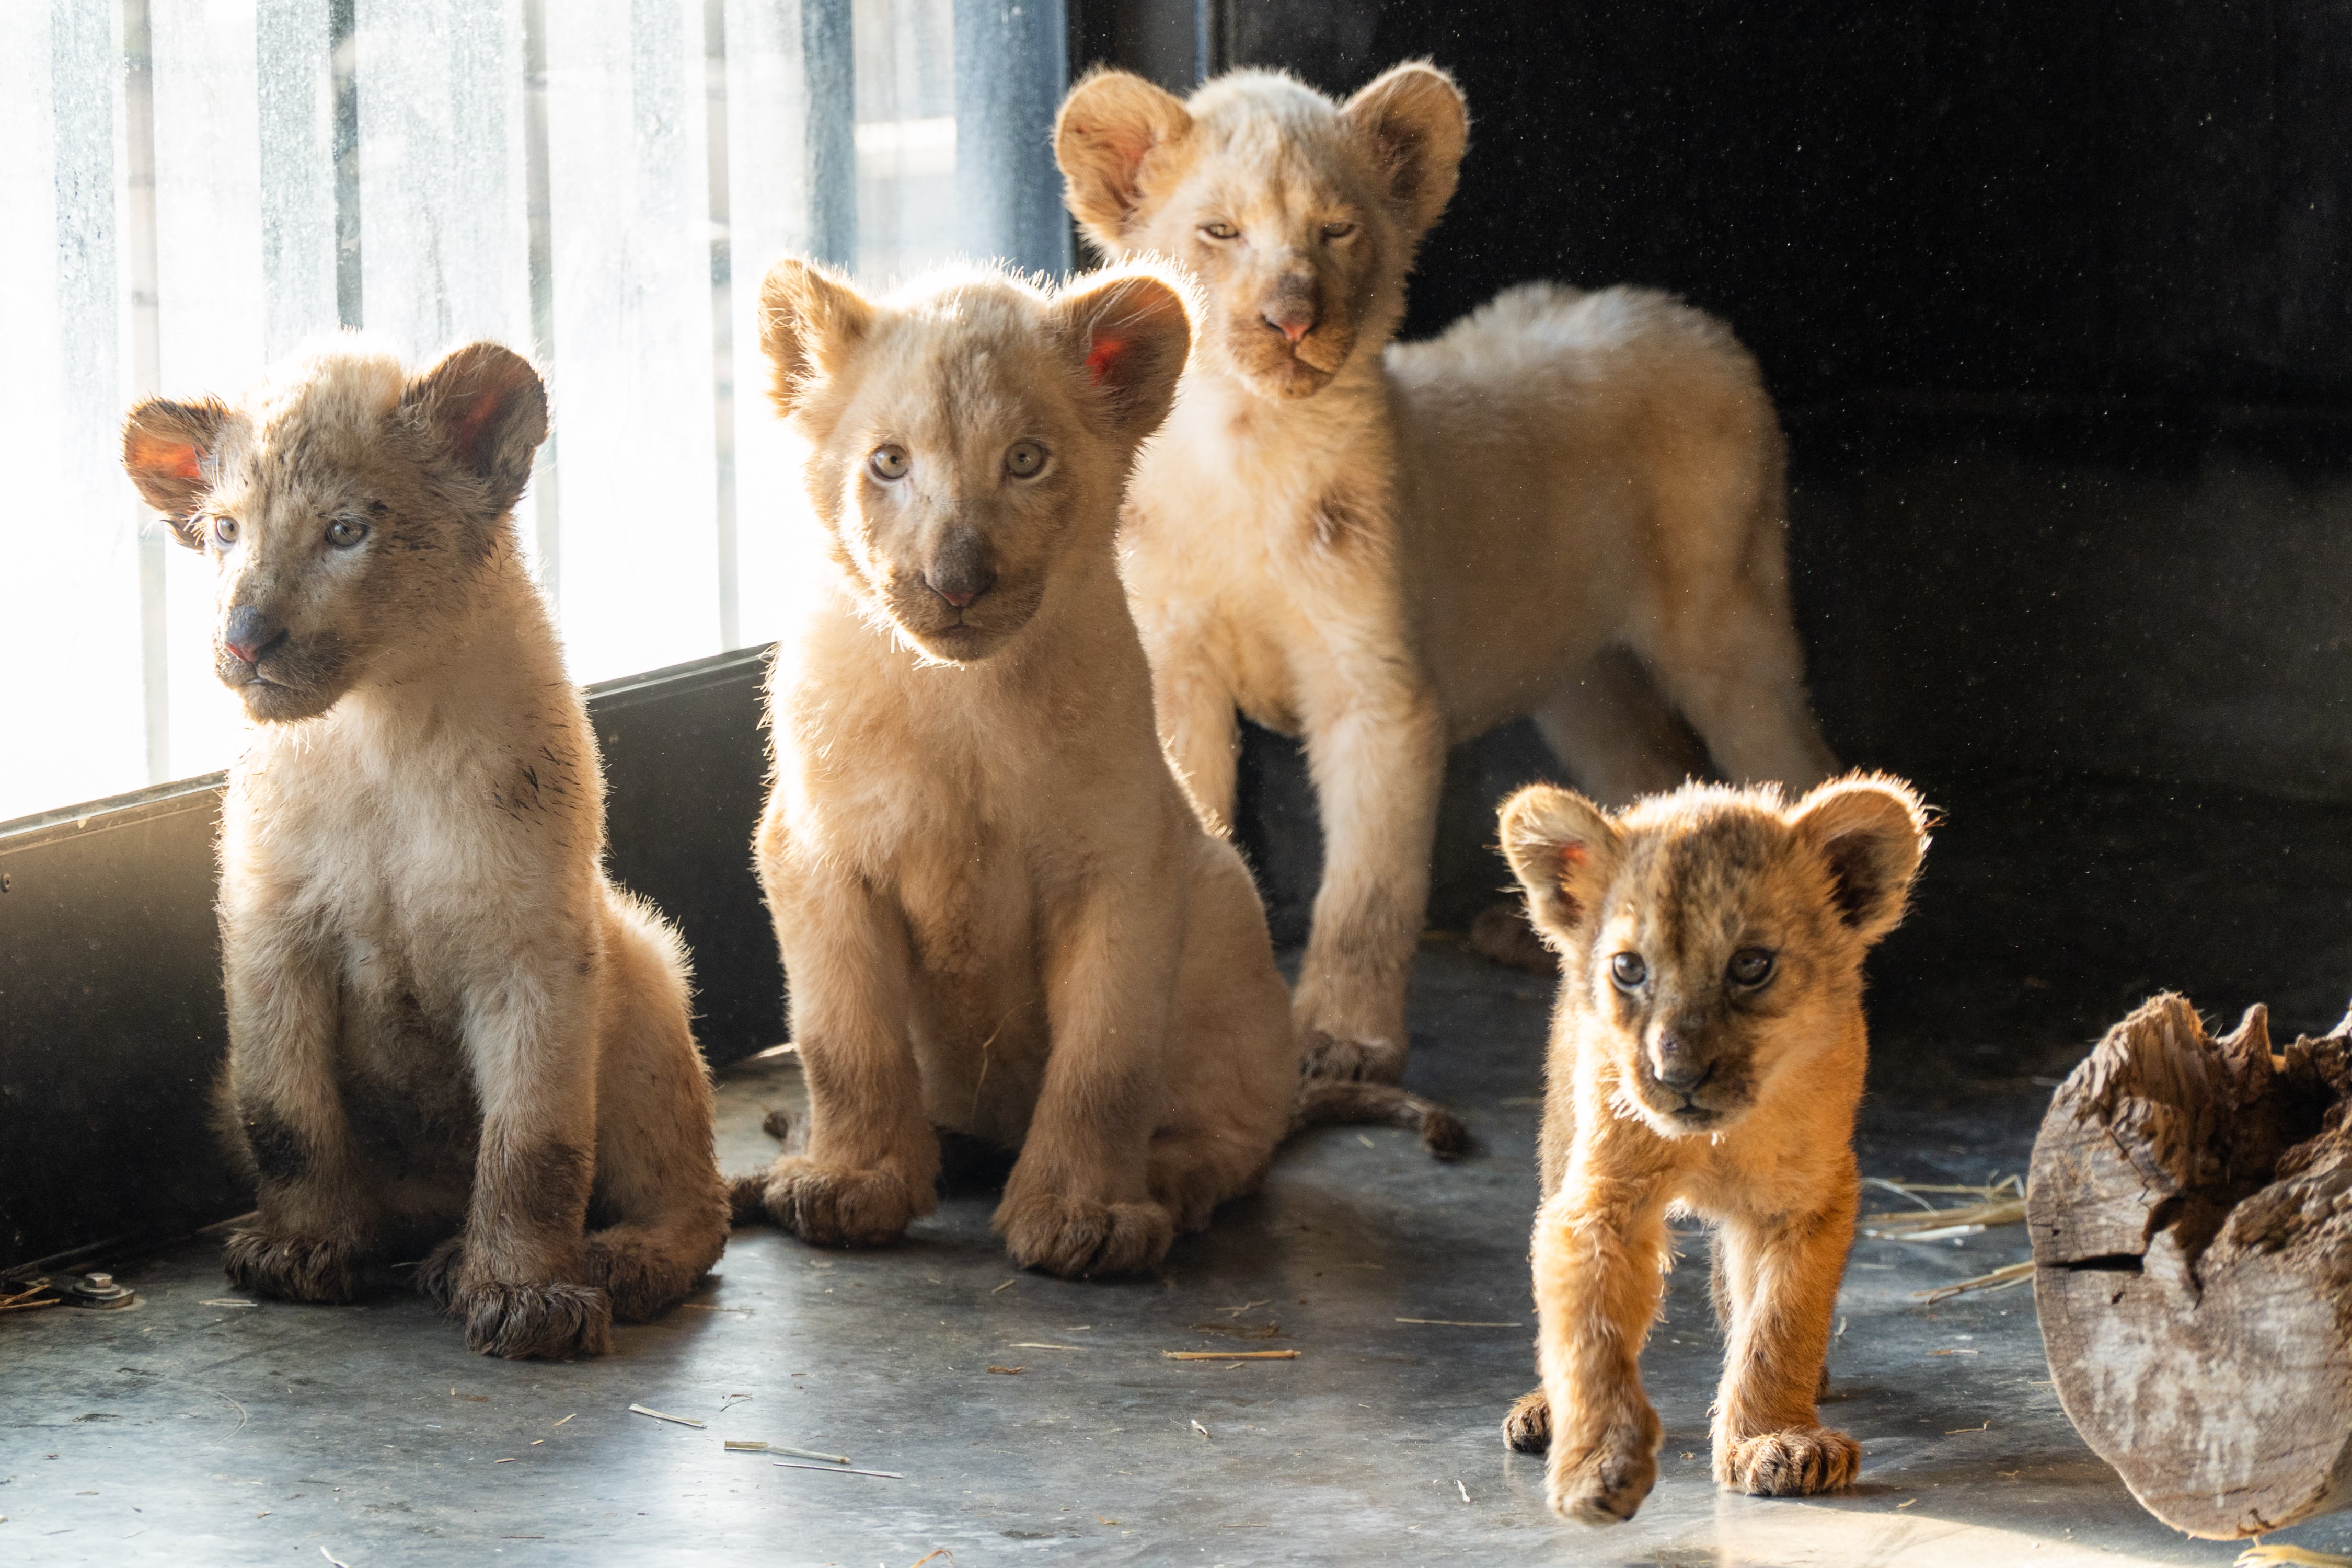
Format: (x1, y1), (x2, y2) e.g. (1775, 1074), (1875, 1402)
(1493, 774), (1928, 1523)
(731, 259), (1457, 1279)
(121, 339), (728, 1359)
(1055, 63), (1837, 1082)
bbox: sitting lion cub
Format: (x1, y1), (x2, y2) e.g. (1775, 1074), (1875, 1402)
(1056, 65), (1838, 1085)
(731, 258), (1458, 1277)
(121, 340), (729, 1358)
(1493, 775), (1928, 1521)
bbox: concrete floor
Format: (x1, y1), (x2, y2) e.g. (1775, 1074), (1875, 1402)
(6, 946), (2348, 1566)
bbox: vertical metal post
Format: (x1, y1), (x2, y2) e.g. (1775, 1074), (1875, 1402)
(522, 0), (559, 602)
(328, 0), (360, 328)
(704, 0), (737, 650)
(120, 0), (168, 784)
(954, 0), (1074, 278)
(801, 0), (854, 271)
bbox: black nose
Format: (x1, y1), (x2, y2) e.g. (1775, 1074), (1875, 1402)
(926, 530), (995, 610)
(1653, 1035), (1709, 1093)
(223, 605), (286, 666)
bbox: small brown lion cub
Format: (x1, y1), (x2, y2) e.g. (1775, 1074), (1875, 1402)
(1494, 775), (1929, 1523)
(121, 340), (729, 1359)
(731, 258), (1458, 1278)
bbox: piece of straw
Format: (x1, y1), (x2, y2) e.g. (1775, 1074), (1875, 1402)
(1163, 1350), (1299, 1361)
(1861, 1175), (2028, 1240)
(628, 1403), (706, 1428)
(771, 1460), (902, 1479)
(2236, 1549), (2352, 1567)
(1912, 1259), (2035, 1305)
(1396, 1318), (1520, 1328)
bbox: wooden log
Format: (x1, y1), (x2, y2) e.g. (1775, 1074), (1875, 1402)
(2028, 993), (2352, 1539)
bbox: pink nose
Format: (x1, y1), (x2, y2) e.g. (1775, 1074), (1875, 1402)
(1264, 312), (1312, 344)
(938, 588), (979, 609)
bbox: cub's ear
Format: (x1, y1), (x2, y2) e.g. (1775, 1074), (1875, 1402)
(759, 258), (873, 419)
(1053, 266), (1194, 442)
(402, 342), (548, 513)
(1341, 61), (1468, 241)
(1055, 69), (1195, 253)
(122, 397), (233, 549)
(1497, 784), (1622, 948)
(1791, 773), (1931, 946)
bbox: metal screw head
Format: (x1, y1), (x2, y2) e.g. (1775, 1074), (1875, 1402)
(83, 1273), (113, 1289)
(63, 1273), (134, 1308)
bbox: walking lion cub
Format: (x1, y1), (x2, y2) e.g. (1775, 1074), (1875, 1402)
(1056, 64), (1836, 1085)
(730, 259), (1458, 1278)
(1494, 775), (1928, 1521)
(121, 340), (729, 1358)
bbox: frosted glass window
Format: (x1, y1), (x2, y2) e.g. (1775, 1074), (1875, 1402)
(1, 0), (1069, 828)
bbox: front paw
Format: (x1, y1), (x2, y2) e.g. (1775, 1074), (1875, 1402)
(453, 1280), (613, 1360)
(996, 1191), (1174, 1278)
(1716, 1425), (1859, 1496)
(412, 1236), (465, 1308)
(1503, 1387), (1551, 1452)
(745, 1157), (920, 1248)
(1549, 1437), (1658, 1525)
(1300, 1027), (1406, 1085)
(222, 1227), (363, 1304)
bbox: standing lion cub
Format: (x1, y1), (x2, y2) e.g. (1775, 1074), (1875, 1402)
(730, 259), (1458, 1278)
(121, 340), (729, 1359)
(1056, 64), (1837, 1085)
(1495, 775), (1928, 1522)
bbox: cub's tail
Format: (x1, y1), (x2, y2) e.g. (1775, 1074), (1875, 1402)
(1291, 1079), (1469, 1159)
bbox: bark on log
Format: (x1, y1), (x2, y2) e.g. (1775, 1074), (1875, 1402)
(2028, 993), (2352, 1539)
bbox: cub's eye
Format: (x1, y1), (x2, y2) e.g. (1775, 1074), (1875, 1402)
(869, 444), (910, 482)
(1321, 221), (1357, 240)
(1610, 952), (1647, 991)
(211, 516), (239, 545)
(1200, 221), (1239, 241)
(1727, 948), (1777, 987)
(325, 517), (368, 548)
(1005, 440), (1048, 479)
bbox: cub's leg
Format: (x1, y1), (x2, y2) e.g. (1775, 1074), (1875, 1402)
(1531, 1172), (1671, 1524)
(584, 893), (729, 1322)
(1639, 581), (1836, 792)
(1710, 1174), (1862, 1496)
(737, 840), (940, 1247)
(995, 877), (1185, 1277)
(1151, 645), (1243, 836)
(1503, 1068), (1584, 1452)
(218, 913), (377, 1304)
(447, 947), (610, 1359)
(1291, 667), (1446, 1084)
(1529, 647), (1705, 809)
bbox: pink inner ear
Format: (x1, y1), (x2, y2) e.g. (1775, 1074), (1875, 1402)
(445, 390), (505, 465)
(1557, 843), (1588, 874)
(1085, 333), (1127, 386)
(129, 433), (203, 482)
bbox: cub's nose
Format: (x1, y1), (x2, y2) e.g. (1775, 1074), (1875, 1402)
(223, 605), (286, 665)
(926, 529), (995, 610)
(1652, 1035), (1710, 1093)
(1262, 308), (1315, 344)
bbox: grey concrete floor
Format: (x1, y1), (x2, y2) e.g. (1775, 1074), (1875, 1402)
(7, 946), (2349, 1566)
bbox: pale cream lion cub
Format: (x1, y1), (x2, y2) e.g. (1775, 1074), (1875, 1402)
(121, 340), (728, 1359)
(730, 259), (1458, 1277)
(1494, 775), (1927, 1522)
(1056, 64), (1838, 1084)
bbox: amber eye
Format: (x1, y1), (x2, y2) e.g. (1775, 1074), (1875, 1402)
(1200, 221), (1239, 241)
(1610, 952), (1647, 991)
(325, 517), (368, 548)
(1005, 440), (1048, 479)
(869, 444), (909, 482)
(1321, 221), (1357, 240)
(1728, 948), (1776, 987)
(211, 516), (239, 545)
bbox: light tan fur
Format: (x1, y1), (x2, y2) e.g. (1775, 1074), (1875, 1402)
(1493, 774), (1928, 1522)
(121, 339), (728, 1359)
(732, 258), (1313, 1278)
(1056, 63), (1837, 1082)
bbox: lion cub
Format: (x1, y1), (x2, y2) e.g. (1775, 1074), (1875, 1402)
(731, 259), (1457, 1277)
(1493, 775), (1928, 1522)
(1056, 65), (1836, 1086)
(121, 340), (728, 1359)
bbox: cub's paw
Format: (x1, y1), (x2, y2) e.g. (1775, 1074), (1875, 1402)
(1716, 1425), (1859, 1497)
(222, 1227), (363, 1304)
(1300, 1027), (1406, 1085)
(748, 1158), (921, 1249)
(453, 1280), (613, 1360)
(996, 1193), (1174, 1279)
(1503, 1387), (1552, 1453)
(412, 1236), (466, 1309)
(1548, 1438), (1658, 1526)
(586, 1223), (721, 1323)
